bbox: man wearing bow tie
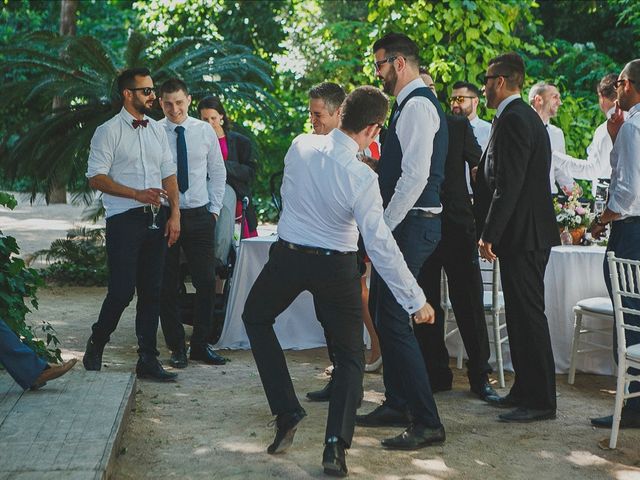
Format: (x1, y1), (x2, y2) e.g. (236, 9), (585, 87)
(83, 67), (181, 382)
(475, 53), (560, 422)
(158, 78), (227, 368)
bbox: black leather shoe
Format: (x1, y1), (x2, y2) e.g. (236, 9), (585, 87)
(471, 381), (499, 402)
(169, 348), (188, 369)
(485, 393), (520, 408)
(431, 382), (452, 394)
(82, 336), (104, 371)
(355, 404), (410, 427)
(381, 424), (446, 450)
(136, 358), (178, 382)
(591, 406), (640, 429)
(322, 438), (348, 477)
(267, 408), (307, 454)
(498, 407), (556, 423)
(307, 378), (333, 402)
(190, 345), (226, 365)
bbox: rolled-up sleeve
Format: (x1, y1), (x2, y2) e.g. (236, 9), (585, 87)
(86, 125), (113, 178)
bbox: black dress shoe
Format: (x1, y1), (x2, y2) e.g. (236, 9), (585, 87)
(430, 382), (452, 394)
(498, 407), (556, 423)
(381, 424), (446, 450)
(169, 349), (188, 369)
(355, 404), (410, 427)
(322, 437), (348, 477)
(190, 345), (227, 365)
(485, 393), (520, 408)
(307, 378), (333, 402)
(267, 408), (307, 454)
(471, 381), (499, 401)
(136, 358), (178, 382)
(82, 336), (104, 371)
(591, 406), (640, 429)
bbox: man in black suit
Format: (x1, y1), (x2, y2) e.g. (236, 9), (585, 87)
(414, 70), (496, 401)
(475, 52), (560, 423)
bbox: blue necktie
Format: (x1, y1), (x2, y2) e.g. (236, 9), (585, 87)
(175, 125), (188, 193)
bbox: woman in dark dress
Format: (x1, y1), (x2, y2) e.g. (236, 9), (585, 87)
(198, 96), (258, 238)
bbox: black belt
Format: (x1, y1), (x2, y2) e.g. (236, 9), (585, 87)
(180, 205), (209, 217)
(621, 216), (640, 224)
(128, 205), (161, 214)
(406, 209), (440, 219)
(278, 239), (353, 256)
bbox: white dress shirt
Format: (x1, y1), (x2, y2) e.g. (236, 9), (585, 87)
(552, 107), (621, 196)
(86, 107), (175, 218)
(159, 116), (226, 215)
(469, 115), (491, 152)
(277, 129), (427, 314)
(546, 123), (574, 194)
(384, 77), (442, 231)
(608, 103), (640, 219)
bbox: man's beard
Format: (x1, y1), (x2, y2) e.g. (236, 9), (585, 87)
(132, 96), (153, 116)
(382, 69), (397, 95)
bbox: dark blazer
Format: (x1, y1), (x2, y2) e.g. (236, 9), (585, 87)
(442, 115), (482, 231)
(225, 130), (258, 231)
(474, 98), (560, 255)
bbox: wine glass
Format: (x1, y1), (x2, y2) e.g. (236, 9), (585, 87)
(149, 203), (160, 230)
(594, 199), (605, 216)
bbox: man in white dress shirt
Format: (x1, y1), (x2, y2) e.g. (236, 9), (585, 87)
(528, 82), (576, 195)
(553, 73), (620, 196)
(450, 81), (491, 151)
(158, 78), (227, 368)
(590, 59), (640, 429)
(356, 33), (446, 451)
(242, 87), (436, 476)
(83, 68), (180, 381)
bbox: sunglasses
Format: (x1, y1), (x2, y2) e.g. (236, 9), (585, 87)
(369, 122), (384, 130)
(374, 56), (398, 72)
(450, 95), (477, 104)
(128, 87), (156, 96)
(613, 78), (636, 89)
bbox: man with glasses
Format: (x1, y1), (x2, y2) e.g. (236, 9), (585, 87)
(590, 59), (640, 430)
(528, 82), (576, 195)
(450, 81), (491, 152)
(475, 53), (560, 422)
(356, 33), (446, 450)
(242, 87), (435, 476)
(83, 67), (181, 381)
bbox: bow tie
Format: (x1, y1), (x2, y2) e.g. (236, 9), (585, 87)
(132, 119), (149, 129)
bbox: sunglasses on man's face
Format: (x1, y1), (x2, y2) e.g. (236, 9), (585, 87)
(613, 78), (636, 89)
(128, 87), (156, 96)
(450, 95), (476, 104)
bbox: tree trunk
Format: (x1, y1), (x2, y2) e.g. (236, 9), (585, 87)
(48, 0), (78, 204)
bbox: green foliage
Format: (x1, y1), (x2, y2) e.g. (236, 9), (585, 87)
(34, 227), (108, 286)
(0, 192), (61, 363)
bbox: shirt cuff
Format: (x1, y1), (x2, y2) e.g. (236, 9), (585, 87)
(207, 203), (221, 215)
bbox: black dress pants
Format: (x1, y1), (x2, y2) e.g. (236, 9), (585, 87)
(91, 207), (167, 358)
(500, 248), (556, 410)
(416, 222), (492, 389)
(242, 241), (364, 446)
(160, 207), (216, 350)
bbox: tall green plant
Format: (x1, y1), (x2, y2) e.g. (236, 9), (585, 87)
(0, 192), (61, 363)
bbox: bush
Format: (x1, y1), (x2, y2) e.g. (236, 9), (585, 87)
(0, 192), (61, 363)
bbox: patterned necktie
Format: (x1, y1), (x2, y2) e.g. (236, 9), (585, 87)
(132, 119), (148, 128)
(175, 126), (189, 193)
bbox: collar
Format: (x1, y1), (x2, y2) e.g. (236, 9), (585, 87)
(120, 107), (148, 130)
(163, 115), (193, 131)
(396, 78), (429, 105)
(606, 106), (616, 118)
(628, 103), (640, 118)
(331, 129), (360, 154)
(495, 94), (521, 118)
(469, 116), (484, 128)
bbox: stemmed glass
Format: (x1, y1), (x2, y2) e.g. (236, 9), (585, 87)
(594, 199), (606, 216)
(149, 204), (160, 230)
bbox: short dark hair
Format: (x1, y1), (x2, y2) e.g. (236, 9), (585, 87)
(597, 73), (618, 100)
(198, 95), (230, 133)
(340, 86), (389, 134)
(117, 67), (151, 96)
(488, 52), (525, 90)
(373, 33), (420, 68)
(418, 66), (430, 76)
(623, 59), (640, 93)
(159, 78), (189, 97)
(308, 82), (346, 115)
(452, 81), (481, 97)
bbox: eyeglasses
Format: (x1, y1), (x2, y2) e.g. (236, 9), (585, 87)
(478, 73), (510, 85)
(128, 87), (156, 96)
(369, 122), (384, 130)
(374, 56), (398, 72)
(450, 95), (477, 104)
(613, 78), (636, 89)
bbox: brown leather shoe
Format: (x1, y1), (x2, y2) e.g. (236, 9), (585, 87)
(32, 358), (78, 388)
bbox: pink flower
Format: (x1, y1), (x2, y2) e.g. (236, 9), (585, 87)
(576, 206), (586, 215)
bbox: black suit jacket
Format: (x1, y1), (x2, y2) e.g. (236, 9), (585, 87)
(225, 130), (256, 200)
(442, 115), (482, 232)
(474, 98), (560, 255)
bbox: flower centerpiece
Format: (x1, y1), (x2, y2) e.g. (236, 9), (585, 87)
(553, 187), (594, 245)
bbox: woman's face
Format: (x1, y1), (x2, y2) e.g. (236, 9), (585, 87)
(200, 108), (224, 131)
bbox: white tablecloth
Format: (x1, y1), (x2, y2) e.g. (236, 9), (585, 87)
(215, 236), (327, 350)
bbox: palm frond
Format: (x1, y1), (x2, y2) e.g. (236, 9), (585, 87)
(123, 31), (149, 69)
